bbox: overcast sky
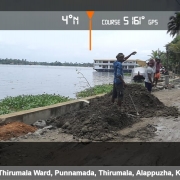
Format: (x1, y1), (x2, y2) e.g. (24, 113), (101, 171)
(0, 30), (173, 63)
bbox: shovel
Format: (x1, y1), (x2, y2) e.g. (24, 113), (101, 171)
(129, 94), (139, 116)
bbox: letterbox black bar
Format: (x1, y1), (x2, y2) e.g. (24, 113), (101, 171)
(0, 0), (179, 11)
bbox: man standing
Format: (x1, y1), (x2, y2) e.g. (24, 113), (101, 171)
(112, 51), (137, 107)
(144, 59), (154, 93)
(154, 56), (162, 87)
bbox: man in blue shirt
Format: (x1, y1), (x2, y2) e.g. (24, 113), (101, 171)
(112, 51), (137, 107)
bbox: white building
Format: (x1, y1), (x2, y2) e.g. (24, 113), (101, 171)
(93, 59), (139, 73)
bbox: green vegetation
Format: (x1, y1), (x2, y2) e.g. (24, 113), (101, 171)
(148, 49), (164, 59)
(147, 13), (180, 73)
(0, 94), (71, 115)
(167, 12), (180, 37)
(149, 35), (180, 74)
(123, 73), (131, 76)
(0, 58), (93, 67)
(76, 84), (113, 98)
(0, 84), (113, 115)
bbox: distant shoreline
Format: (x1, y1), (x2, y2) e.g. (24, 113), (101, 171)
(0, 64), (93, 67)
(0, 59), (93, 67)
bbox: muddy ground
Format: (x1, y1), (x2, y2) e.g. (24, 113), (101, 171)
(49, 84), (178, 141)
(2, 80), (179, 142)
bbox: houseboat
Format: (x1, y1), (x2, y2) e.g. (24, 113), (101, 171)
(93, 59), (139, 73)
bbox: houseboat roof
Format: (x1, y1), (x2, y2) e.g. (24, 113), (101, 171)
(94, 59), (139, 61)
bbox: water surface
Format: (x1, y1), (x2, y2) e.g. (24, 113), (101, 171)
(0, 65), (130, 99)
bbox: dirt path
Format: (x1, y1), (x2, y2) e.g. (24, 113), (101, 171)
(149, 88), (180, 142)
(112, 88), (180, 142)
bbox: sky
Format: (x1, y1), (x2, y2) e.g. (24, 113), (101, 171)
(0, 30), (174, 63)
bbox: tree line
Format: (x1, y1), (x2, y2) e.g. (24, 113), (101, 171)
(148, 11), (180, 74)
(0, 58), (93, 67)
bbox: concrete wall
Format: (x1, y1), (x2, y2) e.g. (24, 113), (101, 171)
(0, 94), (105, 125)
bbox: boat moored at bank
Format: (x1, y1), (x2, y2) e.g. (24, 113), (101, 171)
(93, 59), (139, 73)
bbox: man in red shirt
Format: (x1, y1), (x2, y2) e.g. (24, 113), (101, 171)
(154, 56), (162, 87)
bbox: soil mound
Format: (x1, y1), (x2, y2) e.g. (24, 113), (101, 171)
(54, 84), (179, 141)
(119, 84), (179, 118)
(55, 104), (139, 141)
(0, 121), (37, 140)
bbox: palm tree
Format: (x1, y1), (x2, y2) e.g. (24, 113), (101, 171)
(148, 49), (164, 59)
(167, 12), (180, 37)
(167, 36), (180, 73)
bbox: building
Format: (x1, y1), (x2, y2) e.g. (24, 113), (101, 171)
(93, 59), (145, 73)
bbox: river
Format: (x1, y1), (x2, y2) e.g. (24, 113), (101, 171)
(0, 65), (131, 99)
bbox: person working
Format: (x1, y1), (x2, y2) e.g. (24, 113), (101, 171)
(112, 51), (137, 107)
(153, 56), (162, 87)
(144, 59), (154, 93)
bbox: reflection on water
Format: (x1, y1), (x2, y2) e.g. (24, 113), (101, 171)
(92, 71), (131, 86)
(92, 71), (114, 85)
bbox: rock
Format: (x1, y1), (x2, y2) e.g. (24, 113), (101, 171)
(83, 120), (91, 125)
(34, 129), (46, 135)
(67, 126), (71, 130)
(81, 126), (88, 133)
(88, 127), (93, 132)
(43, 125), (53, 130)
(158, 83), (163, 86)
(156, 111), (162, 116)
(158, 86), (164, 90)
(57, 128), (62, 133)
(46, 118), (55, 125)
(168, 84), (172, 89)
(107, 134), (114, 139)
(81, 139), (91, 144)
(33, 120), (46, 128)
(101, 136), (108, 141)
(94, 137), (101, 141)
(62, 122), (70, 129)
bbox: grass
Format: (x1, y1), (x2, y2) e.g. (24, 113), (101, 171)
(0, 94), (72, 115)
(76, 84), (113, 98)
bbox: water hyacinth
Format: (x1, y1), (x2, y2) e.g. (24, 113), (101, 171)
(0, 84), (113, 115)
(76, 84), (112, 98)
(0, 94), (72, 115)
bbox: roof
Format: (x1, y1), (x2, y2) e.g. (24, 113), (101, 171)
(93, 59), (138, 61)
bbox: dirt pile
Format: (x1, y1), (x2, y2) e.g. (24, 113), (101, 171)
(0, 121), (37, 140)
(53, 84), (179, 141)
(120, 84), (179, 118)
(55, 105), (139, 141)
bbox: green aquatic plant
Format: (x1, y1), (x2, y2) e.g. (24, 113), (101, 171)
(0, 94), (72, 115)
(123, 73), (131, 76)
(76, 84), (113, 98)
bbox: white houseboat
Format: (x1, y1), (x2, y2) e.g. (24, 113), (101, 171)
(93, 59), (139, 73)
